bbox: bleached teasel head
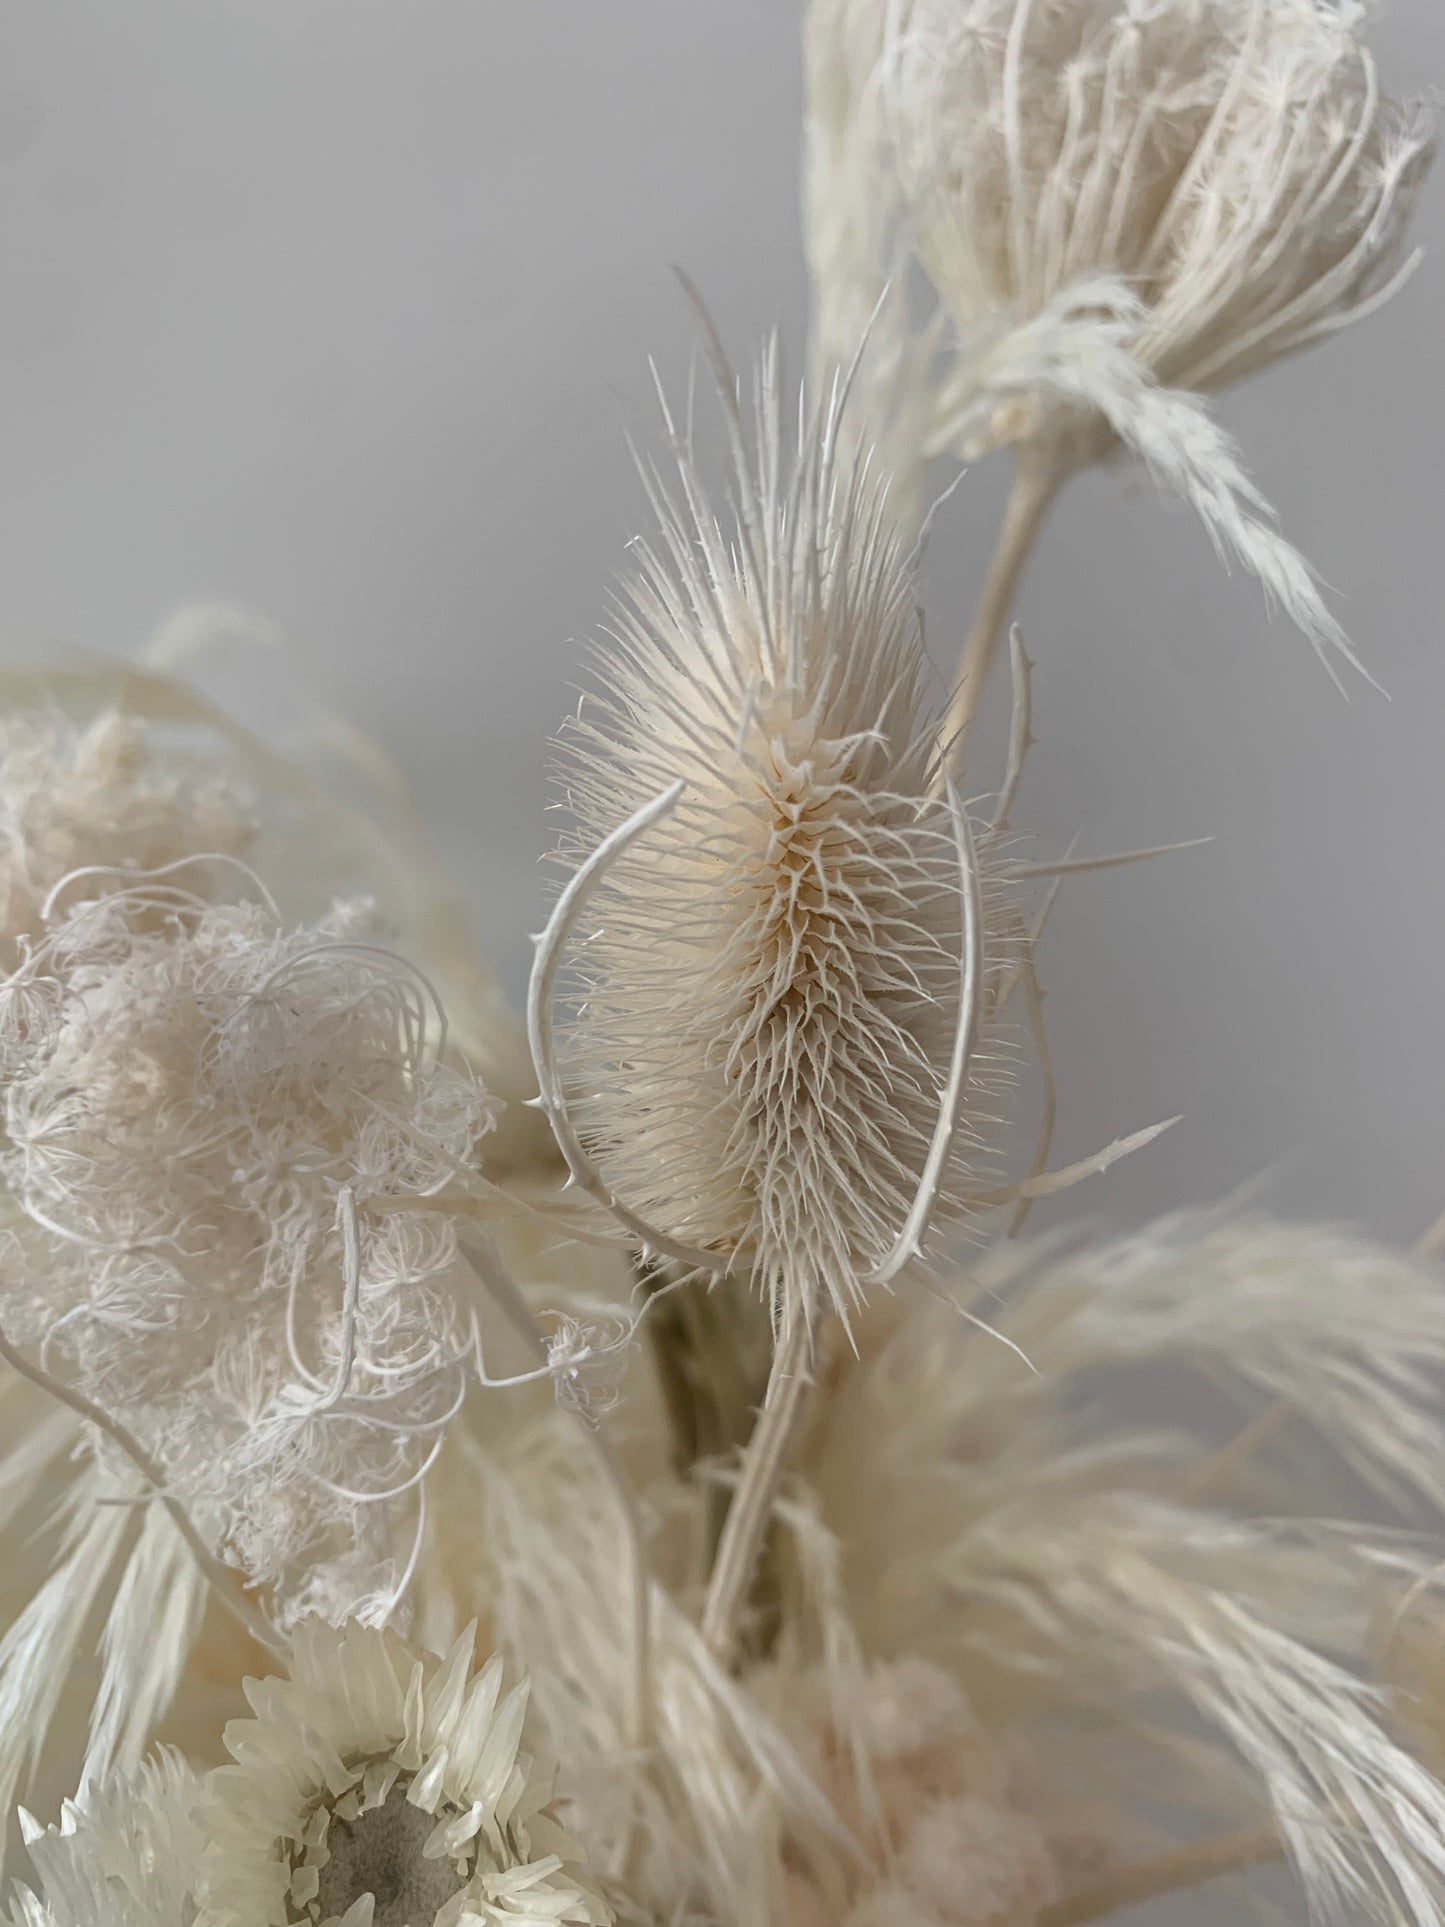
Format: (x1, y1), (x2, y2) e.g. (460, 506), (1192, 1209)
(808, 0), (1435, 660)
(539, 343), (1015, 1341)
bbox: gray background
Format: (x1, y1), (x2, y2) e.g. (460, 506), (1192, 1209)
(1, 0), (1441, 1244)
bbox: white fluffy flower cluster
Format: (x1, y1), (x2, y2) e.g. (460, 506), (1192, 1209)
(0, 707), (257, 971)
(0, 838), (493, 1604)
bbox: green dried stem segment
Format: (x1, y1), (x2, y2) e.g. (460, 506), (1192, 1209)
(641, 1266), (791, 1657)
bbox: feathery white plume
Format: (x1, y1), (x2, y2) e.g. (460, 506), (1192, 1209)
(809, 1215), (1445, 1926)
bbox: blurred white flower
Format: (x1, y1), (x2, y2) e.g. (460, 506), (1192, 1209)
(199, 1619), (610, 1927)
(808, 0), (1434, 670)
(5, 1754), (204, 1927)
(0, 707), (257, 975)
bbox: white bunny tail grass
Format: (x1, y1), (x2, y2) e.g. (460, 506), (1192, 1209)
(805, 1215), (1445, 1925)
(548, 340), (1018, 1346)
(806, 0), (1434, 665)
(5, 1751), (205, 1927)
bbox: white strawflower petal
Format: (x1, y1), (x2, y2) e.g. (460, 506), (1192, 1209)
(550, 348), (1016, 1338)
(198, 1621), (611, 1927)
(4, 1753), (205, 1927)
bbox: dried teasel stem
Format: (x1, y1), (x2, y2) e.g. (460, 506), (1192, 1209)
(969, 1114), (1180, 1209)
(700, 1312), (815, 1667)
(460, 1233), (654, 1749)
(941, 459), (1062, 767)
(1039, 1825), (1281, 1927)
(0, 1323), (285, 1658)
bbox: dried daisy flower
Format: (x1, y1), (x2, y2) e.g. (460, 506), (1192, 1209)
(5, 1753), (204, 1927)
(540, 342), (1023, 1660)
(802, 1214), (1445, 1925)
(807, 0), (1435, 730)
(199, 1619), (611, 1927)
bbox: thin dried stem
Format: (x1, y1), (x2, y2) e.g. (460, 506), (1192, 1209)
(0, 1323), (284, 1658)
(1009, 942), (1058, 1237)
(1039, 1826), (1281, 1927)
(701, 1314), (815, 1667)
(941, 460), (1061, 769)
(971, 1115), (1180, 1208)
(1009, 836), (1212, 880)
(991, 624), (1035, 834)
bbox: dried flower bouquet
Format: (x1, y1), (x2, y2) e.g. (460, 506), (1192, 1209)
(0, 4), (1440, 1925)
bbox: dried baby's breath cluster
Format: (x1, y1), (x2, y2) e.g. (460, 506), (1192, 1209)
(1, 879), (491, 1594)
(0, 5), (1441, 1927)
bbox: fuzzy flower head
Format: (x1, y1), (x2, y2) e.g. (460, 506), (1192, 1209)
(200, 1620), (611, 1927)
(0, 873), (493, 1608)
(808, 0), (1434, 654)
(545, 349), (1013, 1337)
(0, 706), (256, 972)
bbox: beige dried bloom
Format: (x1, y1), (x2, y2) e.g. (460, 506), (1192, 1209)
(0, 707), (257, 973)
(544, 347), (1015, 1347)
(808, 0), (1434, 665)
(4, 1754), (205, 1927)
(199, 1619), (610, 1927)
(0, 882), (492, 1600)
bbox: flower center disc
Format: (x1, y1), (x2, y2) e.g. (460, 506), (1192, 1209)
(311, 1786), (464, 1927)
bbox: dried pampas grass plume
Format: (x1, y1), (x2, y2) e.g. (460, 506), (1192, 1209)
(807, 0), (1435, 726)
(545, 339), (1014, 1348)
(808, 1214), (1445, 1927)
